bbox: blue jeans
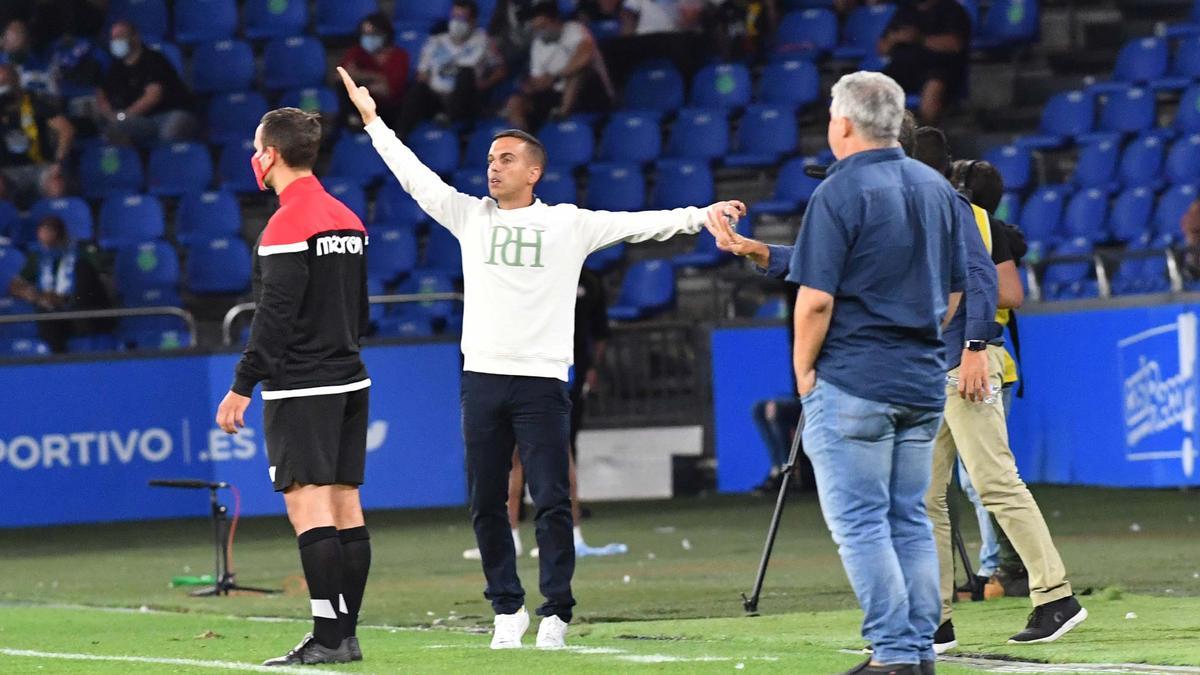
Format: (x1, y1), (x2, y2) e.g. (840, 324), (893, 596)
(955, 385), (1014, 578)
(802, 378), (942, 665)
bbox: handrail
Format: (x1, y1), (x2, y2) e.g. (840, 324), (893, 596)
(221, 292), (465, 346)
(1092, 252), (1111, 299)
(0, 305), (197, 344)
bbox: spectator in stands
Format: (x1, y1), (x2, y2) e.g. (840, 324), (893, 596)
(877, 0), (971, 125)
(1, 19), (54, 95)
(7, 215), (112, 353)
(1181, 198), (1200, 279)
(47, 30), (104, 110)
(502, 2), (614, 131)
(0, 63), (73, 208)
(592, 0), (707, 84)
(338, 12), (410, 126)
(397, 1), (507, 137)
(489, 0), (536, 72)
(709, 0), (778, 61)
(94, 21), (195, 148)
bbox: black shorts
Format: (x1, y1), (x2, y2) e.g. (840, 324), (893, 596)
(263, 387), (369, 492)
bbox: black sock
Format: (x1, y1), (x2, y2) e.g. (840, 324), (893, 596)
(338, 526), (371, 637)
(297, 526), (344, 649)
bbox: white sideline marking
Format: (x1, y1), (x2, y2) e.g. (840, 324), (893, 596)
(0, 648), (321, 674)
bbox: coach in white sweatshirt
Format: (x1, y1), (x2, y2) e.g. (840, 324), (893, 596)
(338, 67), (742, 650)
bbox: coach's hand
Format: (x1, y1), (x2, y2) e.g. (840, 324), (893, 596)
(337, 66), (378, 126)
(216, 390), (251, 434)
(957, 349), (989, 402)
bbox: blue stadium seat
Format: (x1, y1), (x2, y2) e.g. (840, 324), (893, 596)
(148, 42), (184, 77)
(328, 133), (390, 186)
(324, 178), (368, 222)
(374, 182), (427, 227)
(365, 278), (386, 324)
(1071, 138), (1120, 190)
(263, 37), (327, 91)
(598, 112), (661, 164)
(536, 167), (577, 205)
(0, 201), (20, 244)
(994, 191), (1021, 225)
(207, 91), (268, 145)
(65, 334), (121, 353)
(982, 144), (1031, 191)
(1176, 85), (1200, 134)
(1166, 133), (1200, 184)
(29, 197), (93, 242)
(452, 168), (488, 198)
(109, 0), (168, 42)
(672, 231), (730, 269)
(0, 296), (38, 340)
(123, 286), (181, 308)
(375, 313), (435, 338)
(1042, 238), (1095, 301)
(1112, 238), (1170, 296)
(1096, 86), (1155, 135)
(79, 145), (144, 199)
(185, 236), (251, 295)
(757, 59), (820, 111)
(833, 4), (897, 60)
(538, 117), (595, 170)
(174, 0), (237, 45)
(1060, 189), (1110, 243)
(974, 0), (1039, 50)
(244, 0), (309, 40)
(394, 22), (430, 74)
(394, 0), (452, 26)
(177, 191), (240, 245)
(1109, 187), (1155, 243)
(147, 142), (213, 197)
(464, 118), (510, 168)
(119, 325), (192, 351)
(586, 163), (645, 211)
(1, 337), (51, 357)
(317, 0), (379, 37)
(1112, 37), (1170, 84)
(366, 225), (418, 283)
(191, 40), (255, 95)
(1021, 186), (1070, 244)
(608, 259), (676, 321)
(1154, 184), (1198, 241)
(774, 9), (838, 58)
(422, 227), (462, 278)
(690, 63), (752, 111)
(396, 269), (457, 320)
(666, 108), (729, 161)
(754, 296), (788, 320)
(0, 246), (26, 286)
(726, 104), (797, 168)
(957, 0), (980, 27)
(584, 242), (626, 274)
(1017, 90), (1093, 149)
(623, 61), (685, 115)
(752, 156), (823, 216)
(114, 240), (179, 300)
(278, 86), (340, 118)
(652, 159), (714, 210)
(407, 123), (461, 176)
(1173, 36), (1200, 80)
(99, 194), (165, 248)
(1117, 135), (1165, 190)
(218, 139), (260, 193)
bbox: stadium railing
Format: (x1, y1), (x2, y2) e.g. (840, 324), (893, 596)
(0, 305), (198, 344)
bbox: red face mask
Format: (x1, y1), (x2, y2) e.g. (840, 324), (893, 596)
(250, 150), (273, 191)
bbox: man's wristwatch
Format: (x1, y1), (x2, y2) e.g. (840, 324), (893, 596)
(966, 340), (987, 352)
(116, 111), (127, 122)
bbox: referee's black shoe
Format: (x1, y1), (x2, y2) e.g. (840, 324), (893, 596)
(840, 658), (920, 674)
(345, 636), (362, 661)
(262, 633), (353, 666)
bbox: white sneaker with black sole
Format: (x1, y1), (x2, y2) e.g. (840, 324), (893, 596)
(1008, 595), (1088, 644)
(490, 606), (529, 649)
(536, 615), (569, 649)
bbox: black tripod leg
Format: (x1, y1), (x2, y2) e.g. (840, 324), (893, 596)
(948, 473), (980, 599)
(743, 410), (805, 615)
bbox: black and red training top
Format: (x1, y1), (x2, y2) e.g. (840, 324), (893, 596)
(232, 176), (371, 400)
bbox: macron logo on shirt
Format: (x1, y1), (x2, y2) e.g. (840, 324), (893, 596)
(315, 234), (364, 257)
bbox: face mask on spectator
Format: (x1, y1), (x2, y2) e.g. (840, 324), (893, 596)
(361, 34), (385, 53)
(448, 19), (471, 41)
(110, 38), (130, 59)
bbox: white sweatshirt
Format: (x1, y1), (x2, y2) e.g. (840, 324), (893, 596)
(364, 118), (708, 381)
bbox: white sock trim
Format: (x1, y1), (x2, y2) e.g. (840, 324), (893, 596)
(311, 598), (337, 620)
(338, 594), (348, 614)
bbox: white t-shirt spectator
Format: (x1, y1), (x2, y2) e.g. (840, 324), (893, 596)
(531, 21), (612, 94)
(622, 0), (681, 34)
(418, 28), (496, 95)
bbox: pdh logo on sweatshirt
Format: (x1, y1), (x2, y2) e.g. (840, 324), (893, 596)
(486, 226), (544, 268)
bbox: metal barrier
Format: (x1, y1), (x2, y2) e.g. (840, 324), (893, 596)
(585, 321), (710, 429)
(0, 305), (198, 344)
(221, 292), (465, 345)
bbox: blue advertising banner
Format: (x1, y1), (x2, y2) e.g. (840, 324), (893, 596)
(0, 344), (466, 528)
(712, 305), (1200, 492)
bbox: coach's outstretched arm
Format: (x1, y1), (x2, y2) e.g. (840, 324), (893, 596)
(580, 199), (748, 254)
(338, 67), (475, 237)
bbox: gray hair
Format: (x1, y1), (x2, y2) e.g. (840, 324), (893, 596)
(829, 71), (906, 144)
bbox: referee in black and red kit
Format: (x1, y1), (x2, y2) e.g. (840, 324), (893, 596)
(215, 108), (372, 667)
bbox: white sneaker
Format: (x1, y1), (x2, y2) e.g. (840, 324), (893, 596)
(490, 607), (529, 649)
(536, 615), (568, 649)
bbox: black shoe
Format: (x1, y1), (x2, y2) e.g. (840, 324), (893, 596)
(955, 575), (989, 602)
(840, 658), (920, 675)
(920, 660), (935, 675)
(262, 633), (353, 666)
(933, 620), (957, 654)
(344, 635), (362, 662)
(1008, 595), (1088, 644)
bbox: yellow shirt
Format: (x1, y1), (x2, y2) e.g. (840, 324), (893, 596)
(971, 203), (1019, 385)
